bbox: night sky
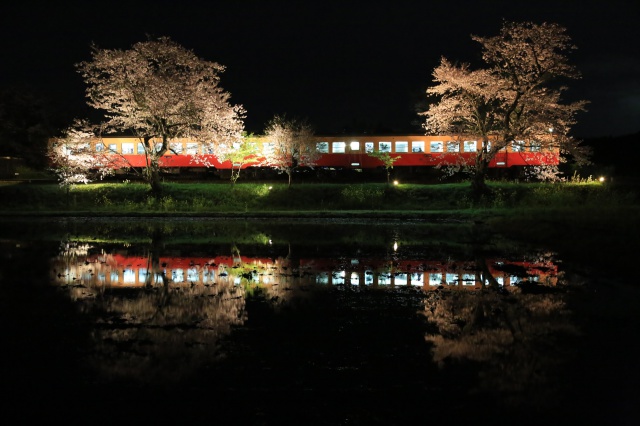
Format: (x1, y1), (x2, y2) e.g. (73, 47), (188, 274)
(1, 0), (638, 138)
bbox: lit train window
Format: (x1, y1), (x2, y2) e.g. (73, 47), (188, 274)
(446, 273), (458, 285)
(316, 142), (329, 153)
(154, 142), (163, 152)
(332, 141), (346, 153)
(484, 141), (492, 152)
(122, 143), (134, 154)
(137, 143), (145, 154)
(350, 141), (360, 151)
(462, 273), (475, 286)
(96, 142), (105, 152)
(396, 141), (408, 153)
(530, 141), (541, 152)
(263, 142), (274, 154)
(170, 142), (183, 154)
(446, 141), (459, 152)
(186, 143), (199, 154)
(512, 140), (525, 152)
(379, 142), (391, 153)
(108, 143), (117, 153)
(412, 141), (424, 152)
(430, 141), (444, 153)
(463, 141), (477, 152)
(365, 142), (374, 153)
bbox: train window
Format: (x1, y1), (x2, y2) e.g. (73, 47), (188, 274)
(122, 143), (134, 154)
(316, 142), (329, 153)
(462, 274), (475, 286)
(96, 142), (105, 152)
(430, 141), (444, 153)
(512, 140), (525, 152)
(530, 141), (541, 152)
(108, 143), (117, 153)
(186, 143), (199, 154)
(379, 142), (391, 153)
(412, 141), (424, 152)
(137, 143), (145, 154)
(349, 141), (360, 151)
(446, 273), (458, 285)
(484, 141), (492, 152)
(446, 141), (459, 152)
(332, 141), (346, 153)
(263, 142), (274, 154)
(463, 141), (477, 152)
(170, 142), (183, 154)
(365, 142), (374, 153)
(396, 141), (408, 153)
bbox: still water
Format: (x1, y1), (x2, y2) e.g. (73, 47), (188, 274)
(1, 217), (638, 424)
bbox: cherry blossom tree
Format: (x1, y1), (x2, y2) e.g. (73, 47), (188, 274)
(262, 115), (319, 187)
(48, 119), (115, 188)
(420, 21), (589, 197)
(76, 36), (245, 195)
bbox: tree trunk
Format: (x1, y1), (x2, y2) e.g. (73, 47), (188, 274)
(471, 158), (490, 199)
(148, 160), (163, 197)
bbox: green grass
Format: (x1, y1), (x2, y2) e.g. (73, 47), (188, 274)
(0, 180), (637, 215)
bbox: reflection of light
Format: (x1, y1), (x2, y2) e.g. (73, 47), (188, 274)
(393, 241), (398, 251)
(599, 176), (605, 182)
(393, 180), (399, 186)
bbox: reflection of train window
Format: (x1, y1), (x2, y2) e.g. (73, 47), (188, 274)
(411, 272), (423, 286)
(412, 141), (424, 152)
(462, 273), (475, 286)
(187, 267), (199, 282)
(332, 141), (346, 153)
(123, 269), (136, 284)
(350, 272), (360, 285)
(431, 141), (444, 153)
(139, 269), (147, 282)
(447, 141), (459, 152)
(98, 272), (106, 282)
(172, 269), (184, 282)
(395, 273), (408, 285)
(110, 271), (119, 283)
(365, 270), (374, 285)
(429, 273), (442, 286)
(316, 272), (329, 285)
(396, 141), (409, 153)
(378, 272), (391, 285)
(365, 142), (374, 153)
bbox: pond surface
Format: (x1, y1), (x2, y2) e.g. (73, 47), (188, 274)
(1, 218), (638, 425)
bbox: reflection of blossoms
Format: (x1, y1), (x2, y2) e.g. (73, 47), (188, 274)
(81, 281), (246, 386)
(423, 285), (578, 408)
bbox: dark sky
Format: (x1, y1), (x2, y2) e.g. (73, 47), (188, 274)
(1, 0), (638, 138)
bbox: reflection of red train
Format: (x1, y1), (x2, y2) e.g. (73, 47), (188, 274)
(52, 251), (558, 290)
(77, 135), (559, 176)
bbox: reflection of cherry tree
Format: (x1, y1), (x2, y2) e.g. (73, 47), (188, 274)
(78, 279), (246, 387)
(423, 271), (577, 408)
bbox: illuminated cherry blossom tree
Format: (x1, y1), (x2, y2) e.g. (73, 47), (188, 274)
(420, 21), (589, 196)
(262, 115), (319, 187)
(76, 36), (245, 195)
(48, 119), (115, 187)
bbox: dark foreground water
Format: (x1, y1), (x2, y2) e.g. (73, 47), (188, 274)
(1, 218), (638, 425)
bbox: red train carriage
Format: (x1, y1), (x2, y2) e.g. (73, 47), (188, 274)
(72, 134), (559, 177)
